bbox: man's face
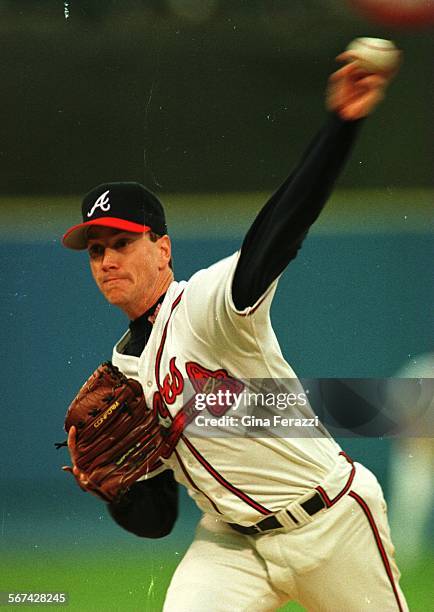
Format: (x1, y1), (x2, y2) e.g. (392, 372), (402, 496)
(86, 227), (170, 317)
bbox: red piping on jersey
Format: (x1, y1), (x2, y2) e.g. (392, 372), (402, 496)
(181, 435), (272, 516)
(174, 449), (223, 515)
(153, 290), (224, 515)
(155, 290), (184, 385)
(315, 451), (355, 507)
(349, 491), (404, 612)
(154, 288), (271, 517)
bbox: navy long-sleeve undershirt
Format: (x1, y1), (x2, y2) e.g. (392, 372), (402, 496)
(232, 113), (361, 310)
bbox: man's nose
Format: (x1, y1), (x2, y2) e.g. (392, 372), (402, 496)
(101, 248), (119, 270)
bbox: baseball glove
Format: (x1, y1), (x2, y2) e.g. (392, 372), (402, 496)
(61, 362), (164, 503)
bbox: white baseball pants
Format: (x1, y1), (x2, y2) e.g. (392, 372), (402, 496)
(163, 462), (408, 612)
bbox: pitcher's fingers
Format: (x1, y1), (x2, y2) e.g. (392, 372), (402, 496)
(67, 425), (79, 461)
(329, 62), (367, 82)
(336, 51), (358, 64)
(355, 73), (387, 88)
(67, 425), (76, 447)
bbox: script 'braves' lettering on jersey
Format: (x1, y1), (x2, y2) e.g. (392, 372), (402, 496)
(87, 189), (110, 217)
(112, 253), (345, 524)
(155, 360), (245, 458)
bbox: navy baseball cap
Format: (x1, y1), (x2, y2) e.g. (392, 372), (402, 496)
(62, 182), (167, 250)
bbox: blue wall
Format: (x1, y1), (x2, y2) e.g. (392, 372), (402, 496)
(1, 232), (432, 552)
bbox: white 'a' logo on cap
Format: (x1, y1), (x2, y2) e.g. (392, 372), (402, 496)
(87, 190), (110, 217)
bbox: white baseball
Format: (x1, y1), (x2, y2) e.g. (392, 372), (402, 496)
(346, 37), (400, 73)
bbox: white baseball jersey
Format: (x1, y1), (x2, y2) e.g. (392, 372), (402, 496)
(112, 252), (348, 525)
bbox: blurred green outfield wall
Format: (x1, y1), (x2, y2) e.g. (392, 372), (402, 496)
(0, 3), (432, 194)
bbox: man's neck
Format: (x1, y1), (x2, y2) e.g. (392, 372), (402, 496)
(125, 268), (174, 321)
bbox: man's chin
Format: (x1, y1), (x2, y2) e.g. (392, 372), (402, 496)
(102, 289), (128, 308)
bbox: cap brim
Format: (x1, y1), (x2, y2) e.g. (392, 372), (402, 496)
(62, 217), (150, 250)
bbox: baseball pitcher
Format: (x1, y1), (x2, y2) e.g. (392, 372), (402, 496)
(61, 50), (407, 611)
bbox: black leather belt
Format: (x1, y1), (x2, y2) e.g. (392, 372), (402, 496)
(229, 491), (326, 536)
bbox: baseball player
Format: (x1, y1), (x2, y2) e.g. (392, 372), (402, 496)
(62, 54), (408, 611)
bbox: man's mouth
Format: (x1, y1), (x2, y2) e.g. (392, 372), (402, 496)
(103, 277), (126, 285)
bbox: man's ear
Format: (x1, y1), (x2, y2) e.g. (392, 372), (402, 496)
(158, 235), (172, 268)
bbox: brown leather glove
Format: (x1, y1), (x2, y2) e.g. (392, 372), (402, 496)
(62, 362), (164, 503)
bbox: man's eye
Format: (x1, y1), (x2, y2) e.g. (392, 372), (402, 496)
(89, 245), (104, 258)
(115, 238), (130, 249)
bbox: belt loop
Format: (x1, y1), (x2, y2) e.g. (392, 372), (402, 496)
(315, 487), (328, 508)
(274, 506), (300, 531)
(286, 499), (315, 526)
